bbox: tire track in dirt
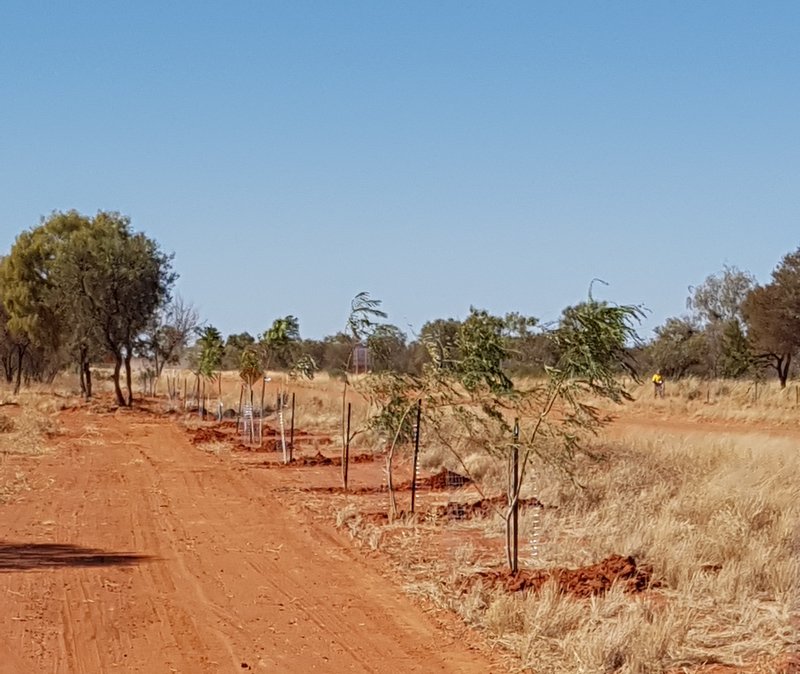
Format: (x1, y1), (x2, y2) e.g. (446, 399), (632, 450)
(0, 408), (500, 673)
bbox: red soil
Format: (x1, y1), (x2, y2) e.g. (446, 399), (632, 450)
(0, 401), (500, 673)
(470, 554), (655, 598)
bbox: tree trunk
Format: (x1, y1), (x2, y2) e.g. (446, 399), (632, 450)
(84, 362), (92, 398)
(78, 344), (88, 398)
(124, 351), (134, 406)
(82, 344), (93, 399)
(2, 354), (13, 383)
(13, 343), (26, 394)
(779, 353), (791, 388)
(112, 355), (126, 406)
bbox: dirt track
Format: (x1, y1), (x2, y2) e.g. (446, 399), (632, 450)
(0, 408), (498, 673)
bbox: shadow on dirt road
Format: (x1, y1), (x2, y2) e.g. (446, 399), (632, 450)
(0, 542), (152, 571)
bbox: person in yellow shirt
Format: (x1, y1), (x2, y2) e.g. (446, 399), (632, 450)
(652, 372), (664, 398)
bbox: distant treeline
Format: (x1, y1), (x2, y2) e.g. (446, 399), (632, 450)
(3, 211), (800, 400)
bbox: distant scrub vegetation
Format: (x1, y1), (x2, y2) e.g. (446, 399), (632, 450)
(3, 210), (800, 398)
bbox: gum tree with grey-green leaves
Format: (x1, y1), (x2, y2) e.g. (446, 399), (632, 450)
(0, 211), (175, 405)
(0, 211), (92, 394)
(687, 265), (755, 378)
(51, 211), (175, 406)
(742, 248), (800, 387)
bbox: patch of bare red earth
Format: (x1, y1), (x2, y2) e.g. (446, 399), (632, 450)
(467, 553), (654, 598)
(0, 402), (502, 673)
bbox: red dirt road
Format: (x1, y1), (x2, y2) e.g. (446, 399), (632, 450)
(0, 408), (498, 673)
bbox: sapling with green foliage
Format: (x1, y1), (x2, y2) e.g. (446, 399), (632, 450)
(361, 292), (643, 572)
(195, 326), (224, 413)
(339, 293), (387, 449)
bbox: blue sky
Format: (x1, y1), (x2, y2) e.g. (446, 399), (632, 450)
(1, 2), (798, 340)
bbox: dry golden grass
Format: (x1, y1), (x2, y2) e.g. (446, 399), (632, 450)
(603, 376), (800, 427)
(0, 395), (63, 457)
(472, 426), (800, 672)
(469, 427), (800, 672)
(195, 441), (231, 456)
(0, 469), (30, 503)
(0, 387), (65, 505)
(156, 369), (376, 445)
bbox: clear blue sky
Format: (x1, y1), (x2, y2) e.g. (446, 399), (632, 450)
(1, 2), (798, 340)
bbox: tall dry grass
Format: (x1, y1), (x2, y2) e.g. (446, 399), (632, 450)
(606, 376), (800, 427)
(481, 428), (800, 672)
(0, 387), (67, 457)
(0, 386), (67, 504)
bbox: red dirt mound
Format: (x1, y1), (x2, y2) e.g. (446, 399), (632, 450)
(471, 554), (654, 598)
(354, 496), (544, 525)
(395, 468), (472, 491)
(292, 452), (336, 466)
(429, 495), (543, 520)
(260, 452), (378, 468)
(233, 440), (279, 452)
(304, 469), (474, 494)
(188, 427), (229, 445)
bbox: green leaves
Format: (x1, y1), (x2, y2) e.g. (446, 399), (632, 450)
(347, 292), (387, 342)
(196, 326), (224, 379)
(457, 308), (513, 394)
(258, 315), (306, 372)
(1, 210), (175, 403)
(551, 299), (644, 403)
(238, 346), (262, 387)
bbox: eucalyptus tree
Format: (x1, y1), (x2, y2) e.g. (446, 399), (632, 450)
(54, 212), (175, 406)
(0, 211), (87, 392)
(687, 266), (755, 377)
(366, 324), (408, 373)
(743, 248), (800, 387)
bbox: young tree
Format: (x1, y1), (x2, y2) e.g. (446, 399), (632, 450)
(366, 298), (643, 572)
(340, 293), (387, 450)
(238, 346), (263, 440)
(142, 295), (199, 386)
(196, 326), (224, 380)
(258, 316), (301, 371)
